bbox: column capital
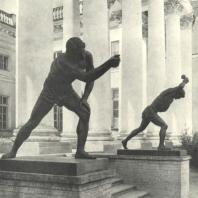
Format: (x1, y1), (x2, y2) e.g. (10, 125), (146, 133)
(180, 13), (195, 29)
(164, 0), (184, 15)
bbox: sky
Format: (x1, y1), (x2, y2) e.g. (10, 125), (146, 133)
(0, 0), (16, 14)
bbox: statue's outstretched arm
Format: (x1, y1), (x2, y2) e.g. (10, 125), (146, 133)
(160, 75), (189, 96)
(70, 55), (120, 83)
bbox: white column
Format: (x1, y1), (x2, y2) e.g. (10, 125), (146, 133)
(180, 14), (193, 135)
(147, 0), (166, 136)
(61, 0), (81, 142)
(119, 0), (144, 139)
(16, 0), (57, 138)
(83, 0), (112, 144)
(165, 2), (183, 139)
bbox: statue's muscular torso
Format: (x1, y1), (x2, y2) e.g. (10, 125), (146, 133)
(150, 87), (182, 112)
(41, 51), (92, 105)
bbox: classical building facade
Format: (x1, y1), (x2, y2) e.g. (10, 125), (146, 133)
(0, 9), (16, 137)
(0, 0), (197, 152)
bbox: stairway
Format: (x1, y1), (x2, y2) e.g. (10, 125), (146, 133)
(111, 176), (151, 198)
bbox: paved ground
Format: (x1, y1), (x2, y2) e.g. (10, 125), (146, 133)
(190, 166), (198, 198)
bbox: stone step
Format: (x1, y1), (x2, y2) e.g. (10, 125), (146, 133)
(111, 177), (124, 186)
(111, 176), (150, 198)
(113, 189), (150, 198)
(0, 156), (108, 176)
(112, 183), (136, 196)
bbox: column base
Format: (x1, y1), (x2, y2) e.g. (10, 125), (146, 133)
(13, 127), (60, 142)
(103, 141), (122, 154)
(141, 141), (153, 150)
(84, 130), (113, 152)
(88, 130), (113, 141)
(17, 141), (72, 156)
(0, 138), (13, 153)
(60, 133), (77, 149)
(118, 133), (144, 149)
(11, 127), (72, 156)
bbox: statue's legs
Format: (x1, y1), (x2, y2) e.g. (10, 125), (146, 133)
(122, 119), (150, 149)
(1, 96), (53, 159)
(62, 89), (94, 159)
(150, 114), (168, 150)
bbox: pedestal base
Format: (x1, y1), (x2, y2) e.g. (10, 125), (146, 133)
(0, 157), (115, 198)
(91, 149), (190, 198)
(108, 149), (190, 198)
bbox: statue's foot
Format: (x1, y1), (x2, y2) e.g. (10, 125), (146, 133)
(122, 140), (128, 150)
(158, 145), (171, 151)
(1, 152), (16, 159)
(75, 151), (96, 159)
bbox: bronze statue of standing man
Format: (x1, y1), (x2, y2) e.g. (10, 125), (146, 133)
(2, 37), (120, 159)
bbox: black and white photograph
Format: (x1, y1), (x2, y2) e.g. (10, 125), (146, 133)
(0, 0), (197, 197)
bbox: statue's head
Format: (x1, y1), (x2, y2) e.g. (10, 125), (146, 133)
(174, 89), (185, 99)
(66, 37), (85, 58)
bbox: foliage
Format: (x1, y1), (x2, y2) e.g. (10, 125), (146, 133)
(180, 132), (192, 150)
(180, 132), (198, 166)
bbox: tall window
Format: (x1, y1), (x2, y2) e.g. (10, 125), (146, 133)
(54, 104), (63, 131)
(0, 54), (8, 70)
(112, 88), (119, 130)
(111, 40), (119, 56)
(0, 96), (8, 130)
(53, 51), (63, 131)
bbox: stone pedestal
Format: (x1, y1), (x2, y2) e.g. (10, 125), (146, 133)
(102, 150), (190, 198)
(0, 157), (115, 198)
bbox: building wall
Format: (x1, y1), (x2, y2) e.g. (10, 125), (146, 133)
(0, 1), (197, 139)
(0, 24), (15, 134)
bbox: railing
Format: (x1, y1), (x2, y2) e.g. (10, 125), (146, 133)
(0, 10), (16, 27)
(53, 6), (63, 21)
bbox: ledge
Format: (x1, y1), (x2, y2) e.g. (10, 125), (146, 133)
(92, 149), (191, 161)
(117, 149), (187, 156)
(0, 156), (108, 176)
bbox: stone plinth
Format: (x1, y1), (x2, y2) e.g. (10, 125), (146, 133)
(117, 149), (187, 156)
(0, 157), (108, 176)
(0, 157), (115, 198)
(92, 150), (190, 198)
